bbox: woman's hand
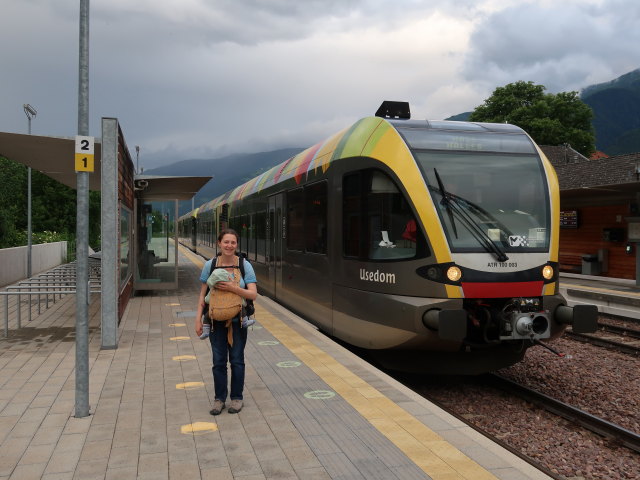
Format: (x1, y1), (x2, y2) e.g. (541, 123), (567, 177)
(195, 316), (203, 336)
(214, 281), (237, 293)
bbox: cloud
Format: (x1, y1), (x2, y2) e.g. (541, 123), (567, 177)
(1, 0), (637, 169)
(463, 0), (640, 93)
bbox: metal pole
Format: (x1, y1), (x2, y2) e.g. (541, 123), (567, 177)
(23, 104), (37, 279)
(75, 0), (90, 419)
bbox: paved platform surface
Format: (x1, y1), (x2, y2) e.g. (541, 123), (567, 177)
(0, 248), (557, 480)
(559, 272), (640, 318)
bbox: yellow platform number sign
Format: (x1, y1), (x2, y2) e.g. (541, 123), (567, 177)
(75, 135), (95, 172)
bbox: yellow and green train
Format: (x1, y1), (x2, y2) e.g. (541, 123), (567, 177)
(179, 101), (596, 374)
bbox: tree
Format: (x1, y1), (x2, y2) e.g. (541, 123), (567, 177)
(469, 81), (596, 156)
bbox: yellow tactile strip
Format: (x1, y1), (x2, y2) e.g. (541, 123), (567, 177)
(179, 244), (497, 479)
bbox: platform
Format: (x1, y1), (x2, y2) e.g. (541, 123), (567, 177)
(0, 248), (554, 480)
(559, 272), (640, 319)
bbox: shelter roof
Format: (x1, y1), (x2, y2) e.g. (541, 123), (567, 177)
(0, 131), (211, 200)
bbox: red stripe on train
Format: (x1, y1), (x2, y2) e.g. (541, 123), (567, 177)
(461, 281), (544, 298)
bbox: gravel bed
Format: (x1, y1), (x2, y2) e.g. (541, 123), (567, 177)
(418, 336), (640, 480)
(500, 336), (639, 434)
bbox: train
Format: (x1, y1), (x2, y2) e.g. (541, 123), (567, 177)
(178, 101), (597, 374)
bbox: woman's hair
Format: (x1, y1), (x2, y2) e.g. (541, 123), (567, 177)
(217, 228), (239, 243)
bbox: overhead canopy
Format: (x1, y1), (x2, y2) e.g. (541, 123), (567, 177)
(135, 175), (212, 201)
(0, 131), (102, 190)
(0, 131), (212, 200)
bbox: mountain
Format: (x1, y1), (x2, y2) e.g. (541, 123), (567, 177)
(144, 147), (303, 215)
(445, 112), (471, 121)
(580, 69), (640, 155)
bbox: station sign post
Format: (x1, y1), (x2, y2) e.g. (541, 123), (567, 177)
(75, 0), (91, 419)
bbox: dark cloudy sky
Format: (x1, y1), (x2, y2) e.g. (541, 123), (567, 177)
(1, 0), (637, 168)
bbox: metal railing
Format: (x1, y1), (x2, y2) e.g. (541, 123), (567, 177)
(2, 258), (101, 337)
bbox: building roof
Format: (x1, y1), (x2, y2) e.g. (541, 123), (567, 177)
(540, 144), (640, 204)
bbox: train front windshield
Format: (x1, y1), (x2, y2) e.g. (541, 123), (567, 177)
(402, 128), (550, 254)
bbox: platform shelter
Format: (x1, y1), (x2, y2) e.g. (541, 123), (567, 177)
(0, 119), (211, 349)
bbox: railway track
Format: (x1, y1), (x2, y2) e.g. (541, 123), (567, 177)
(486, 374), (640, 455)
(565, 320), (640, 355)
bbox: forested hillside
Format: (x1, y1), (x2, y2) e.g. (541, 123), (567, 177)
(0, 156), (101, 249)
(581, 69), (640, 154)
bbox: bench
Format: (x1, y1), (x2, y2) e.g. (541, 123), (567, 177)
(558, 252), (583, 273)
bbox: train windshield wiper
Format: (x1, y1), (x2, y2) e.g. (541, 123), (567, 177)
(431, 170), (509, 263)
(434, 168), (458, 238)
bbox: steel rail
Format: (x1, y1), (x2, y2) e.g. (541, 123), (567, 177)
(565, 330), (640, 356)
(597, 322), (640, 340)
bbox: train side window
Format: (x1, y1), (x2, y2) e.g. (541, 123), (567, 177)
(305, 182), (327, 254)
(343, 169), (426, 260)
(343, 173), (364, 257)
(240, 214), (249, 254)
(256, 210), (266, 263)
(287, 188), (305, 251)
(247, 214), (256, 261)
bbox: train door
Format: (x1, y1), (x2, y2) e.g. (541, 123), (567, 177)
(267, 194), (284, 297)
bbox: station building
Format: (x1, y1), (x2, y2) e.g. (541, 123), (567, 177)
(542, 144), (640, 283)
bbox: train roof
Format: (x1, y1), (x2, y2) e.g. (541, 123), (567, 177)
(195, 115), (533, 215)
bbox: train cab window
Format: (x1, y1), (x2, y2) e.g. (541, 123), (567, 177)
(343, 170), (426, 260)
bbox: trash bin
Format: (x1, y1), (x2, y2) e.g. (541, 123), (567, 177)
(581, 254), (601, 275)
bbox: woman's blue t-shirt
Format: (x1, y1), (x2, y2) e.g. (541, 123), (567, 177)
(199, 258), (257, 288)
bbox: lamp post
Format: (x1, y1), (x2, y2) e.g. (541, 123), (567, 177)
(23, 104), (37, 279)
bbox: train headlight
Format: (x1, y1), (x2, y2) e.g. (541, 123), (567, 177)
(542, 264), (554, 280)
(446, 266), (462, 282)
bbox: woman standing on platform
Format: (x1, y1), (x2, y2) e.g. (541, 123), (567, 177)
(195, 228), (257, 415)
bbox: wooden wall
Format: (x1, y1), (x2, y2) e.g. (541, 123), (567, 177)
(117, 126), (135, 320)
(559, 204), (634, 279)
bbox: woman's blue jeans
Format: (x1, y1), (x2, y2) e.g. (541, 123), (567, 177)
(209, 319), (248, 402)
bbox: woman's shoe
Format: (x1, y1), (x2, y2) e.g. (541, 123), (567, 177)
(228, 399), (243, 414)
(209, 399), (225, 415)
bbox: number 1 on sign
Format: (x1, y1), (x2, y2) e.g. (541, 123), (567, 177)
(75, 154), (94, 172)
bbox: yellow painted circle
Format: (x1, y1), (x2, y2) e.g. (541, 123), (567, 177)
(170, 336), (190, 341)
(166, 303), (181, 306)
(304, 390), (336, 400)
(173, 355), (196, 362)
(176, 382), (204, 390)
(258, 340), (280, 346)
(169, 323), (186, 327)
(181, 422), (218, 435)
